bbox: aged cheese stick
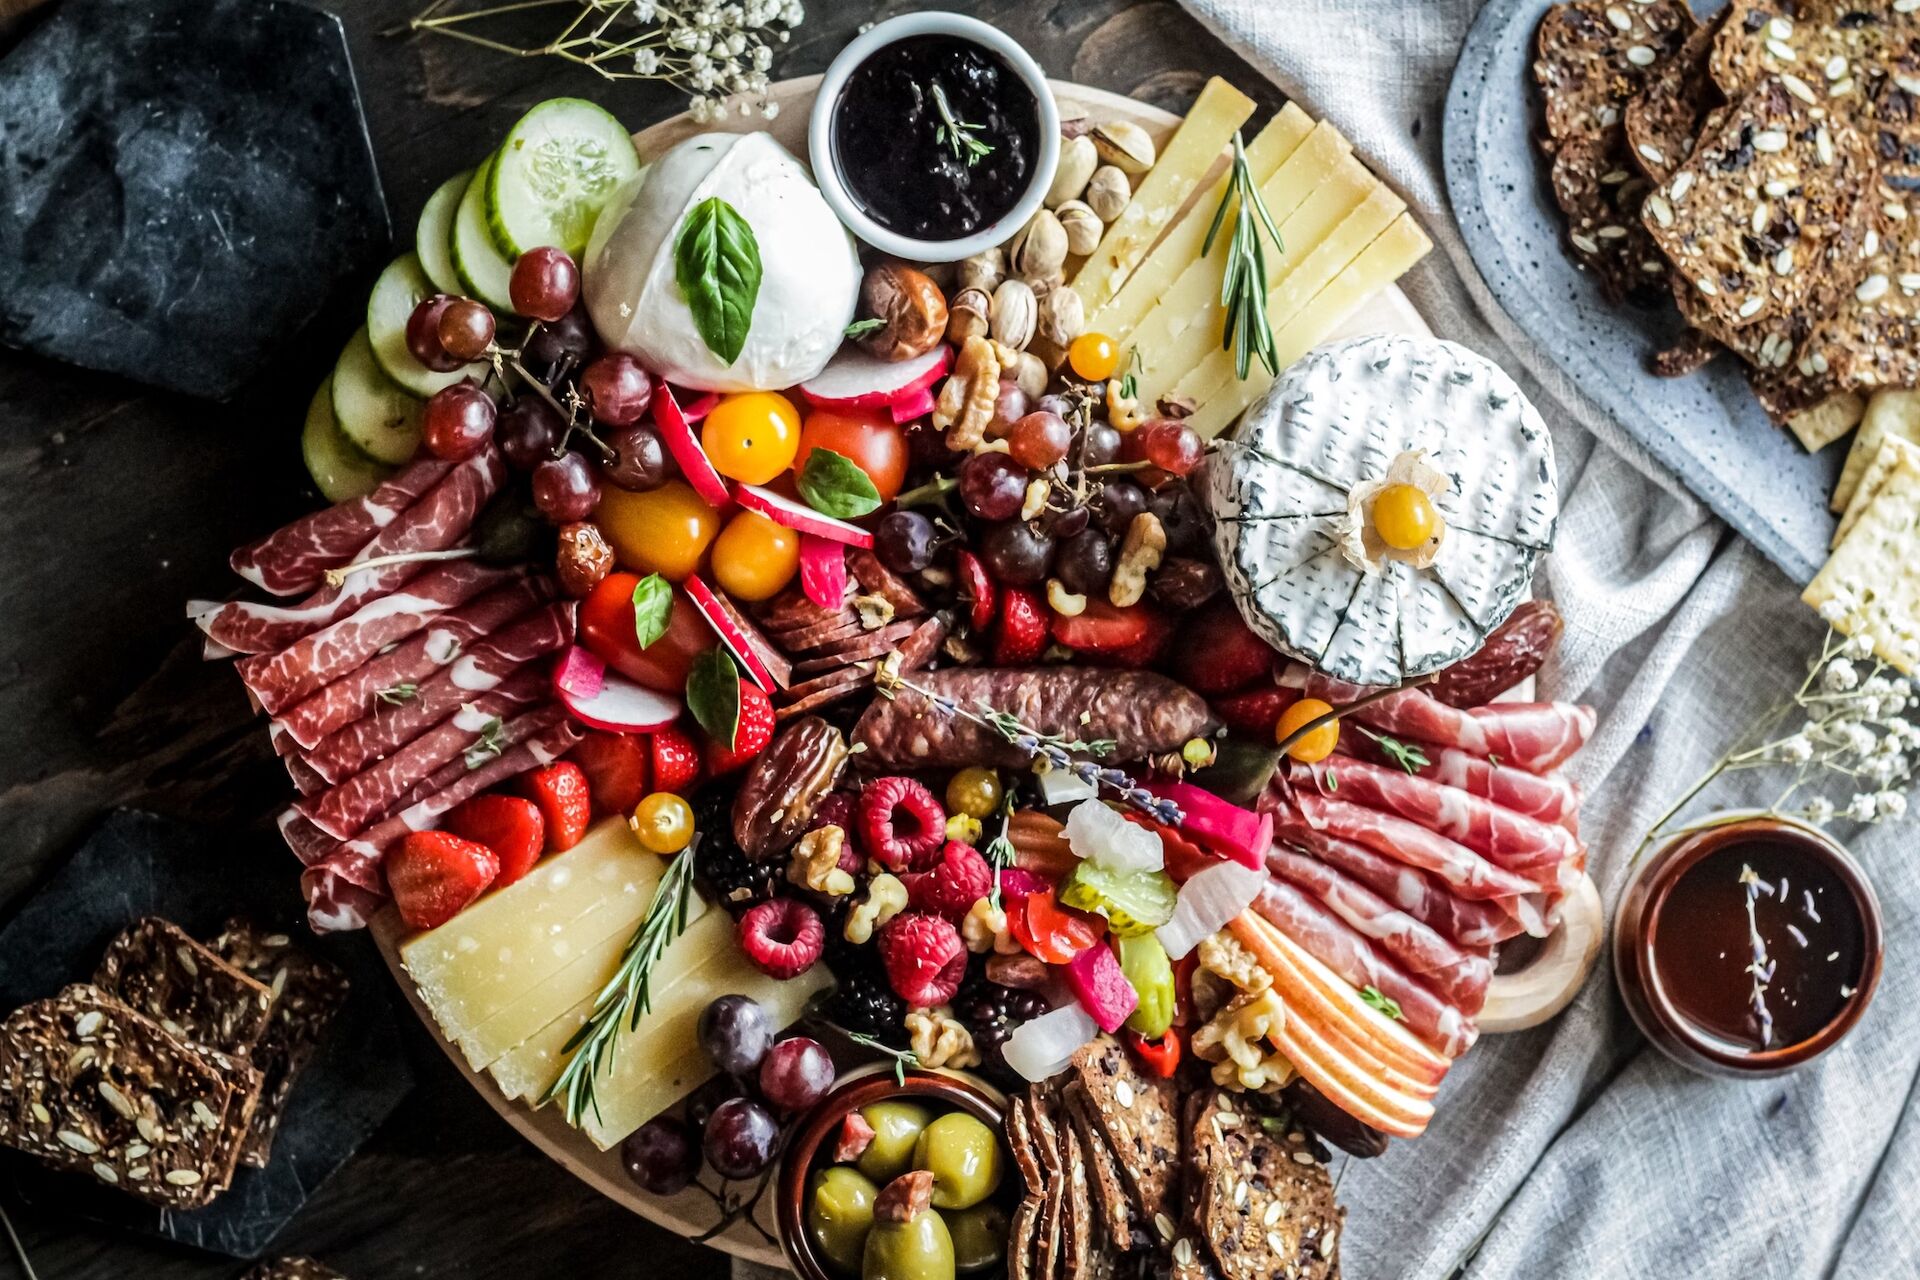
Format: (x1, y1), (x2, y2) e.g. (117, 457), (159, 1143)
(1804, 453), (1920, 673)
(1835, 389), (1920, 511)
(1835, 436), (1920, 547)
(1125, 126), (1362, 410)
(1092, 102), (1313, 340)
(1186, 213), (1432, 438)
(1070, 77), (1255, 316)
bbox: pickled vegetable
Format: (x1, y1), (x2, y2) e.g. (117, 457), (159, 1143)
(1117, 934), (1175, 1039)
(1057, 859), (1177, 937)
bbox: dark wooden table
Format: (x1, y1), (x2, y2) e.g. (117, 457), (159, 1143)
(0, 2), (1286, 1275)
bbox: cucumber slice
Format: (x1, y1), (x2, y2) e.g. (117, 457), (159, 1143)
(331, 325), (424, 465)
(368, 253), (487, 397)
(453, 153), (520, 315)
(303, 376), (393, 502)
(416, 169), (470, 295)
(486, 97), (641, 260)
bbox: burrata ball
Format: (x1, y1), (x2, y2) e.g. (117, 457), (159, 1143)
(583, 132), (861, 392)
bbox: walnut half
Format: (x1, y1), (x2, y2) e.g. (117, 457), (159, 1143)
(934, 336), (1002, 451)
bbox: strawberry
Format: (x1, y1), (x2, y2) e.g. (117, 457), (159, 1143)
(520, 761), (591, 852)
(445, 794), (546, 887)
(706, 681), (776, 776)
(1052, 600), (1172, 667)
(1175, 600), (1277, 693)
(387, 831), (499, 930)
(1210, 686), (1299, 739)
(568, 731), (651, 817)
(650, 724), (704, 795)
(993, 586), (1049, 665)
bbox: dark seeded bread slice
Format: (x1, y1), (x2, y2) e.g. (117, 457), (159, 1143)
(1549, 135), (1672, 305)
(1189, 1089), (1343, 1280)
(1067, 1036), (1183, 1228)
(95, 918), (273, 1060)
(1059, 1106), (1095, 1280)
(1063, 1082), (1137, 1250)
(1533, 0), (1698, 147)
(1029, 1084), (1067, 1280)
(1625, 11), (1724, 181)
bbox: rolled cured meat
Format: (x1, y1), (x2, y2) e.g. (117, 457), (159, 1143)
(1340, 729), (1582, 831)
(230, 457), (454, 596)
(1282, 790), (1550, 900)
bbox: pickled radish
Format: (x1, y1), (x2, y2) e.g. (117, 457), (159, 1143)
(798, 344), (951, 414)
(799, 535), (848, 609)
(1064, 944), (1138, 1033)
(651, 380), (733, 509)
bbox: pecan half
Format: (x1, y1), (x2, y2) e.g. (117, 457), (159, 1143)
(731, 717), (849, 859)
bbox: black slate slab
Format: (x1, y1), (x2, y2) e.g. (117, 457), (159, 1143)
(0, 0), (389, 400)
(0, 809), (412, 1258)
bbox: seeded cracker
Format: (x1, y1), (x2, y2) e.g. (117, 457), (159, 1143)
(1185, 1088), (1343, 1280)
(1804, 451), (1920, 670)
(1532, 0), (1698, 148)
(1029, 1083), (1067, 1280)
(1058, 1103), (1095, 1280)
(1067, 1036), (1182, 1226)
(1064, 1082), (1136, 1249)
(1626, 14), (1726, 181)
(95, 917), (273, 1059)
(1650, 328), (1723, 377)
(1550, 136), (1672, 304)
(1779, 187), (1920, 393)
(1836, 435), (1920, 543)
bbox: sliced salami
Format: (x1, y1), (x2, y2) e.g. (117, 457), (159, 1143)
(846, 548), (928, 618)
(229, 457), (453, 596)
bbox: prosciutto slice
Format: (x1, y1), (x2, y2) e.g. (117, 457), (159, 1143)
(191, 448), (505, 655)
(1270, 815), (1522, 948)
(1266, 846), (1493, 1008)
(1251, 879), (1474, 1057)
(1282, 789), (1549, 900)
(1281, 666), (1595, 774)
(237, 561), (519, 714)
(230, 458), (454, 596)
(269, 575), (553, 748)
(299, 600), (574, 786)
(1341, 729), (1582, 831)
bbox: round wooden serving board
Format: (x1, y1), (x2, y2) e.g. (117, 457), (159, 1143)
(372, 76), (1438, 1266)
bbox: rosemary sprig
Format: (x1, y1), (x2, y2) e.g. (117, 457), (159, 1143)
(844, 1032), (921, 1087)
(1202, 131), (1285, 380)
(1116, 348), (1143, 402)
(544, 847), (699, 1125)
(930, 81), (994, 166)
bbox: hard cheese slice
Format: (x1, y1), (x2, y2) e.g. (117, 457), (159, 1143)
(400, 818), (664, 1043)
(1803, 454), (1920, 673)
(1837, 436), (1920, 546)
(1093, 104), (1313, 340)
(1070, 78), (1255, 316)
(1835, 389), (1920, 512)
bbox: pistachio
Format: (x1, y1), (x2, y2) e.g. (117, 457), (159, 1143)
(1055, 199), (1103, 256)
(1085, 164), (1132, 222)
(946, 286), (991, 345)
(1092, 120), (1156, 175)
(1038, 285), (1086, 348)
(1047, 134), (1099, 207)
(1010, 209), (1069, 283)
(1007, 350), (1049, 400)
(989, 278), (1038, 350)
(957, 248), (1005, 294)
(1058, 107), (1093, 140)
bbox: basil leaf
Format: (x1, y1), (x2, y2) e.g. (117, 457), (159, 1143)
(797, 447), (882, 519)
(674, 197), (762, 364)
(631, 573), (673, 650)
(685, 649), (741, 750)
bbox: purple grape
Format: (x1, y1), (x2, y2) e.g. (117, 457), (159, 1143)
(1080, 422), (1121, 468)
(980, 520), (1054, 586)
(622, 1116), (701, 1195)
(531, 452), (600, 524)
(523, 303), (597, 376)
(685, 1075), (742, 1134)
(1097, 481), (1148, 535)
(496, 396), (566, 471)
(602, 422), (670, 491)
(959, 452), (1029, 522)
(758, 1037), (834, 1112)
(699, 994), (773, 1077)
(704, 1097), (780, 1179)
(875, 510), (937, 574)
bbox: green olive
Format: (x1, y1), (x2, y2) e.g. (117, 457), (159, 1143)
(910, 1112), (1003, 1210)
(808, 1166), (879, 1274)
(943, 1202), (1008, 1273)
(862, 1204), (955, 1280)
(857, 1101), (933, 1183)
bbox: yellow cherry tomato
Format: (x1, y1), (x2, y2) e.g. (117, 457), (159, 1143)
(1372, 484), (1441, 551)
(631, 791), (695, 854)
(702, 391), (801, 485)
(945, 766), (1004, 821)
(1276, 698), (1340, 763)
(711, 509), (801, 601)
(1067, 332), (1120, 382)
(596, 479), (722, 582)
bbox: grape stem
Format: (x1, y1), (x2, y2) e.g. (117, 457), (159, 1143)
(322, 547), (478, 588)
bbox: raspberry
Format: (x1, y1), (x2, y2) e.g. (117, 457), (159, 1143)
(737, 898), (826, 980)
(876, 911), (968, 1007)
(857, 776), (947, 872)
(996, 866), (1051, 902)
(904, 842), (994, 921)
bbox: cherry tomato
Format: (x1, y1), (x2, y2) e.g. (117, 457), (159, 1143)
(1009, 888), (1107, 965)
(580, 572), (713, 692)
(711, 509), (801, 601)
(702, 391), (801, 485)
(793, 408), (909, 502)
(595, 478), (723, 582)
(1068, 332), (1120, 382)
(630, 791), (695, 854)
(1276, 697), (1340, 763)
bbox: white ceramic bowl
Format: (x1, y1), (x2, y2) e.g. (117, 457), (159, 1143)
(808, 11), (1061, 263)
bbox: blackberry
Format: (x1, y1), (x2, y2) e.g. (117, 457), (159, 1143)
(821, 965), (908, 1046)
(952, 980), (1050, 1065)
(691, 786), (778, 917)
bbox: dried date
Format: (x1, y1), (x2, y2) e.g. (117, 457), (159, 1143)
(732, 717), (850, 858)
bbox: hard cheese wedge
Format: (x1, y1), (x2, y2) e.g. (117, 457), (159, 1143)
(1186, 211), (1432, 439)
(1092, 103), (1313, 341)
(1071, 77), (1255, 317)
(1835, 389), (1920, 511)
(1129, 132), (1366, 411)
(1804, 453), (1920, 672)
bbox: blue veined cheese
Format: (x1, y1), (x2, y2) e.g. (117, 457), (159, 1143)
(1203, 449), (1349, 520)
(1392, 560), (1484, 675)
(1429, 526), (1537, 631)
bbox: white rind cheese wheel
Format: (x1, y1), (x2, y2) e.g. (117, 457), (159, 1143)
(1206, 333), (1557, 687)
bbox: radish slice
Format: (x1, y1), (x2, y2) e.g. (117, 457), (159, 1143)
(652, 379), (732, 509)
(684, 575), (779, 692)
(1139, 779), (1272, 871)
(799, 344), (952, 412)
(1156, 860), (1266, 959)
(733, 483), (874, 548)
(676, 389), (719, 423)
(889, 384), (937, 424)
(799, 534), (849, 609)
(1002, 1002), (1099, 1083)
(1064, 944), (1138, 1033)
(552, 645), (682, 732)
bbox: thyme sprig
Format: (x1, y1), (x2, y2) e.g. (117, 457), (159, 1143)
(544, 846), (700, 1126)
(463, 715), (507, 769)
(1202, 131), (1285, 380)
(844, 1032), (921, 1087)
(1359, 986), (1404, 1022)
(930, 81), (994, 166)
(985, 791), (1017, 911)
(1356, 724), (1429, 775)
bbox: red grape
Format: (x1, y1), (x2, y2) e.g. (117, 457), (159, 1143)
(421, 383), (496, 460)
(532, 452), (600, 523)
(758, 1036), (834, 1112)
(1008, 411), (1071, 470)
(875, 510), (936, 573)
(991, 381), (1030, 435)
(437, 298), (495, 362)
(581, 353), (653, 427)
(685, 1076), (742, 1134)
(602, 423), (670, 491)
(622, 1117), (701, 1195)
(496, 396), (566, 471)
(980, 520), (1054, 585)
(511, 246), (582, 323)
(704, 1097), (780, 1179)
(1150, 484), (1207, 553)
(406, 295), (461, 372)
(698, 994), (772, 1077)
(1055, 528), (1114, 595)
(524, 304), (598, 375)
(1097, 480), (1148, 535)
(1122, 419), (1203, 479)
(959, 452), (1029, 521)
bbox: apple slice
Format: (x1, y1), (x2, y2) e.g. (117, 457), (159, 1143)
(684, 575), (782, 692)
(799, 535), (849, 610)
(799, 344), (951, 414)
(551, 645), (682, 733)
(1270, 1001), (1433, 1138)
(733, 483), (874, 549)
(651, 379), (732, 509)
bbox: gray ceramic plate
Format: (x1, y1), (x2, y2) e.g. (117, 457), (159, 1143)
(1445, 0), (1839, 584)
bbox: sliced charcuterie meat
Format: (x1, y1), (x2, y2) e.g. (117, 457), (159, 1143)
(269, 576), (554, 748)
(1281, 789), (1549, 901)
(229, 458), (454, 596)
(191, 448), (505, 655)
(1339, 729), (1582, 831)
(1289, 758), (1581, 874)
(846, 547), (928, 619)
(389, 704), (569, 813)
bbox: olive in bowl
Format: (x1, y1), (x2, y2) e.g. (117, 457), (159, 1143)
(777, 1066), (1013, 1280)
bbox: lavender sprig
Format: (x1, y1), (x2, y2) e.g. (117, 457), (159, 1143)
(1739, 864), (1776, 1049)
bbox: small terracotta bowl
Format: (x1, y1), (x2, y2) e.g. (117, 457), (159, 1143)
(777, 1064), (1010, 1280)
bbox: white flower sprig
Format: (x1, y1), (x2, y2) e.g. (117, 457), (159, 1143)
(405, 0), (803, 122)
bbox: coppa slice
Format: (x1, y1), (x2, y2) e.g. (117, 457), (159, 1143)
(733, 482), (875, 548)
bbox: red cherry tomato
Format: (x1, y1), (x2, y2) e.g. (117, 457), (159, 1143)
(1009, 888), (1107, 966)
(579, 571), (712, 693)
(794, 408), (909, 502)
